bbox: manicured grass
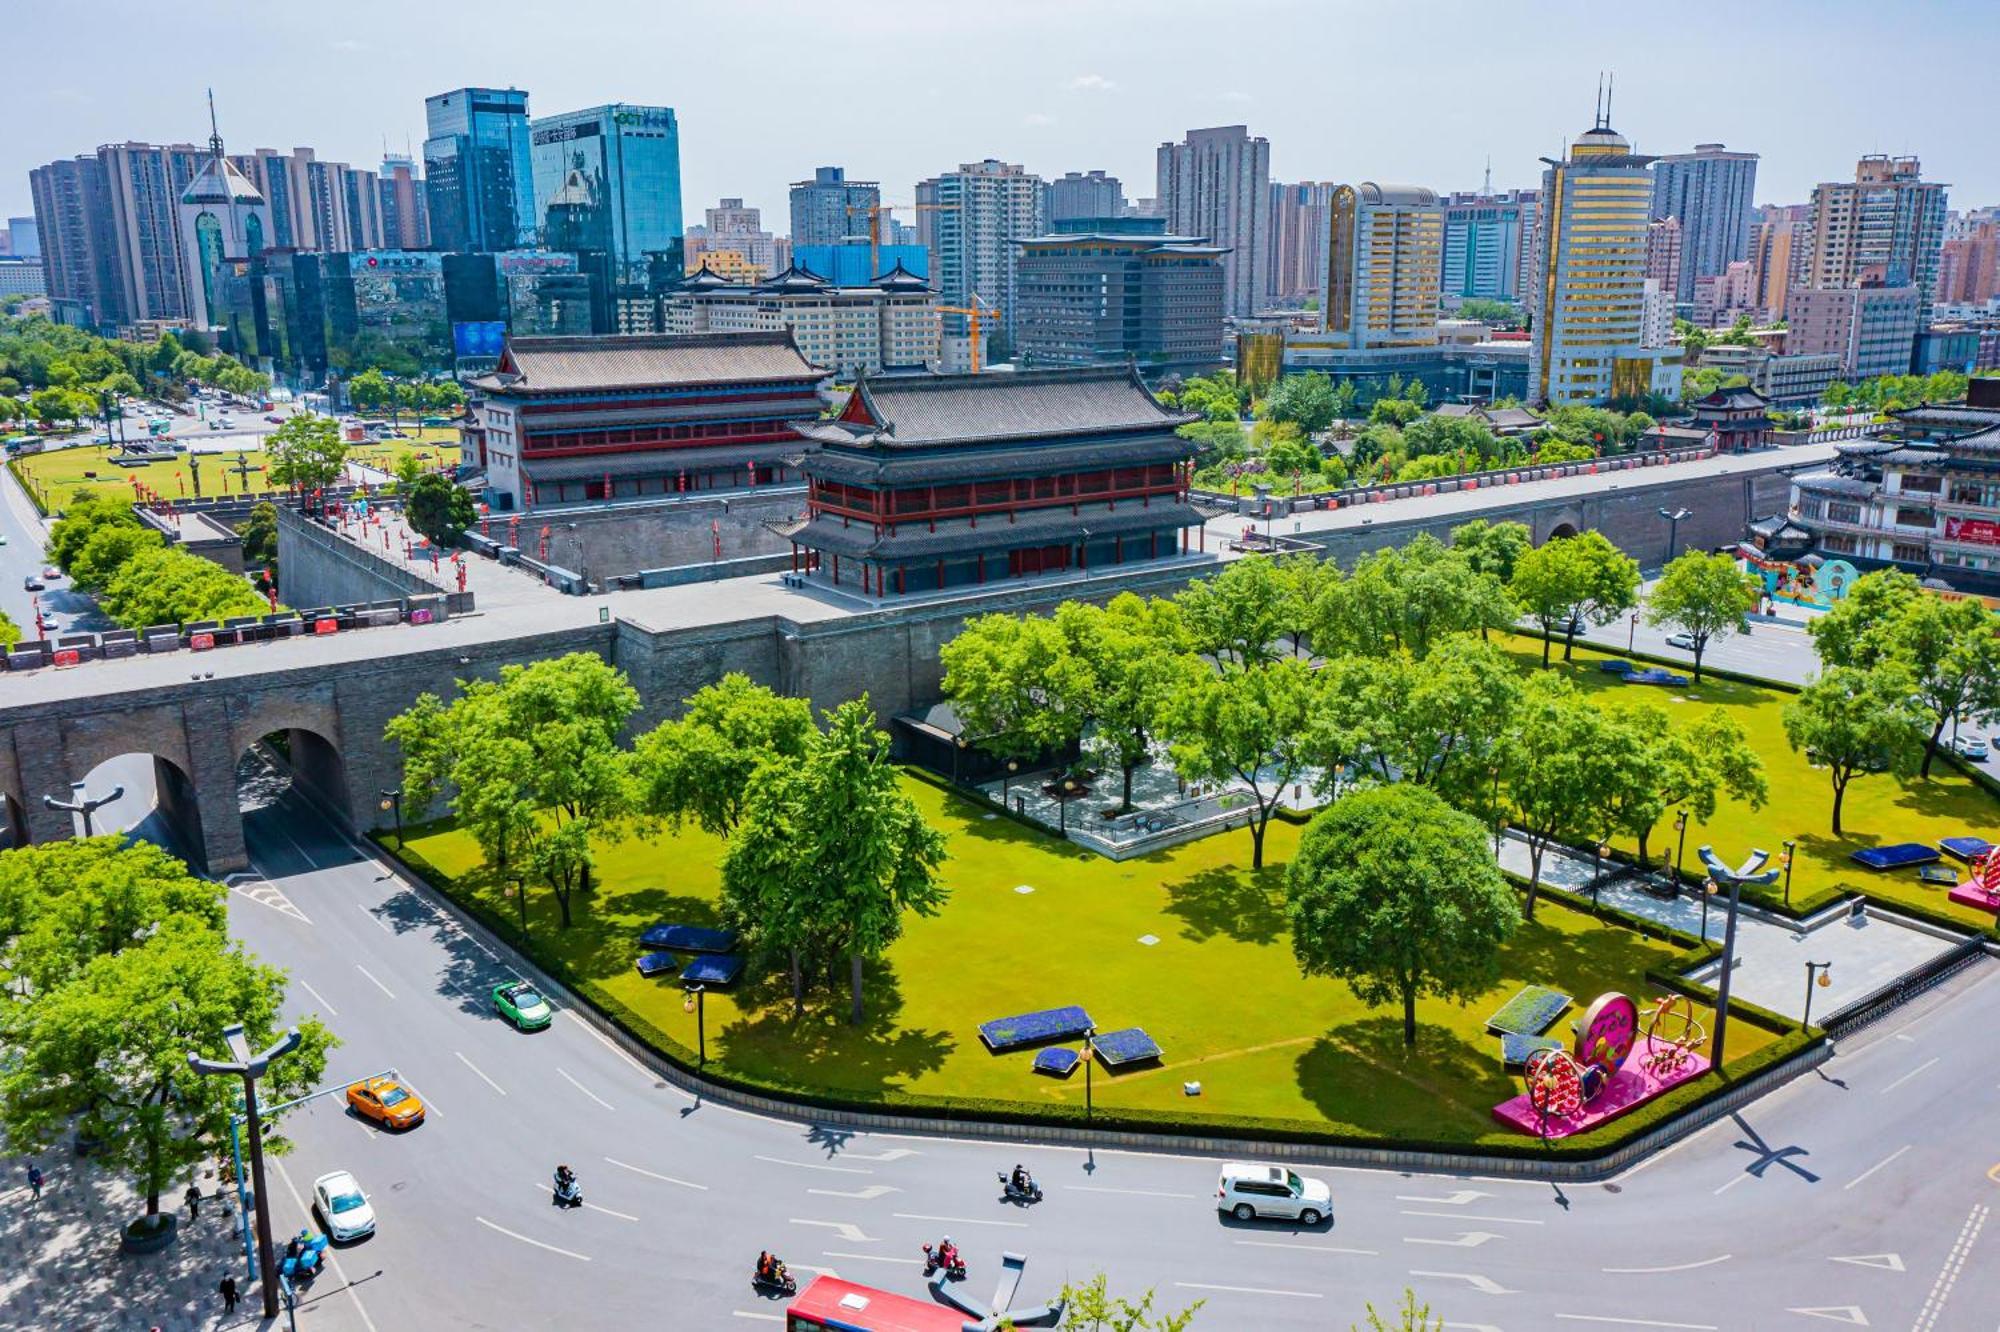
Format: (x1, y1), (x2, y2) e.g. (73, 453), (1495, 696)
(12, 430), (461, 510)
(1503, 633), (2000, 933)
(399, 776), (1767, 1148)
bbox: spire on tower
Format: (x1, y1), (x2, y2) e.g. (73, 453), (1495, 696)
(1483, 156), (1493, 197)
(206, 88), (224, 160)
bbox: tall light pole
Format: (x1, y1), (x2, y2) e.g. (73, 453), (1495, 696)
(1781, 839), (1797, 910)
(377, 788), (403, 847)
(45, 779), (125, 837)
(1658, 507), (1692, 563)
(188, 1023), (302, 1319)
(1802, 960), (1833, 1030)
(1081, 1025), (1095, 1125)
(1709, 871), (1747, 1067)
(1673, 809), (1690, 900)
(682, 983), (707, 1069)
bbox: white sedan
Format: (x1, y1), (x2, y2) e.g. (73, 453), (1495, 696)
(312, 1169), (376, 1241)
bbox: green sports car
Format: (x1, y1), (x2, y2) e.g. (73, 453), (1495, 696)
(493, 981), (553, 1031)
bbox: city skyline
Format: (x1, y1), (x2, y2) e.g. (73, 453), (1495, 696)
(7, 0), (1995, 231)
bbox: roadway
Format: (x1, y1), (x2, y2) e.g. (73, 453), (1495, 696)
(186, 762), (2000, 1331)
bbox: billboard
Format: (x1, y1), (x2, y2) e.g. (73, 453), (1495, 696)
(1944, 517), (2000, 548)
(452, 321), (507, 360)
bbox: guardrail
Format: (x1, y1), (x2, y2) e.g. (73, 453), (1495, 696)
(1820, 933), (1991, 1038)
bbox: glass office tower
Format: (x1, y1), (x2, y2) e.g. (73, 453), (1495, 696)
(423, 87), (535, 253)
(529, 103), (683, 292)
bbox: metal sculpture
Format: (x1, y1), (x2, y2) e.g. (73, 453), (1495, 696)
(1642, 994), (1706, 1076)
(1523, 1047), (1586, 1131)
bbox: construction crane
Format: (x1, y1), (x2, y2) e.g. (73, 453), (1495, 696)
(845, 201), (959, 279)
(937, 297), (1001, 374)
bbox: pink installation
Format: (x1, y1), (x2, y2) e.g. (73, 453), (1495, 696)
(1492, 1038), (1710, 1139)
(1947, 881), (2000, 914)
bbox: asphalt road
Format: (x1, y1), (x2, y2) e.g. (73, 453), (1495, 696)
(155, 758), (1996, 1332)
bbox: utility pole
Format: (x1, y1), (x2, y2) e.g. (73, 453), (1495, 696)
(188, 1024), (302, 1319)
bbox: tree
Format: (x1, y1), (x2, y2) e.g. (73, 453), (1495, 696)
(0, 837), (226, 996)
(404, 472), (477, 549)
(265, 412), (349, 495)
(236, 501), (279, 578)
(1455, 298), (1521, 327)
(1177, 556), (1289, 670)
(348, 368), (391, 415)
(1353, 636), (1521, 798)
(98, 545), (270, 628)
(1354, 1289), (1445, 1332)
(1058, 1273), (1204, 1331)
(1783, 665), (1924, 834)
(0, 609), (17, 650)
(48, 491), (141, 571)
(1369, 396), (1422, 428)
(632, 673), (815, 838)
(1509, 531), (1640, 666)
(1596, 706), (1767, 869)
(1274, 552), (1341, 657)
(0, 917), (333, 1234)
(722, 700), (948, 1023)
(1159, 656), (1322, 869)
(1499, 673), (1623, 919)
(1059, 595), (1196, 811)
(1450, 519), (1533, 585)
(1287, 784), (1519, 1047)
(1262, 370), (1340, 435)
(1644, 550), (1759, 683)
(1318, 534), (1514, 661)
(941, 611), (1095, 762)
(70, 522), (164, 591)
(1534, 435), (1599, 464)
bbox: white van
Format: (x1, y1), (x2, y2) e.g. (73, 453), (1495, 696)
(1216, 1162), (1332, 1225)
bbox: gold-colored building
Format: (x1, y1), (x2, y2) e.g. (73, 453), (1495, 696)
(1319, 182), (1443, 349)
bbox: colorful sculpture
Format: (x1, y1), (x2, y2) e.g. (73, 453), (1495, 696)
(1642, 994), (1706, 1076)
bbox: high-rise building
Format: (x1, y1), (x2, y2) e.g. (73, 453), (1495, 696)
(6, 217), (39, 259)
(1645, 217), (1683, 304)
(1786, 282), (1922, 379)
(178, 106), (272, 330)
(1319, 182), (1443, 348)
(1047, 170), (1124, 225)
(527, 103), (683, 291)
(1937, 217), (1999, 306)
(1805, 155), (1950, 306)
(424, 87), (535, 253)
(666, 262), (939, 376)
(1531, 104), (1680, 405)
(1641, 279), (1674, 348)
(1156, 125), (1270, 316)
(1270, 181), (1337, 306)
(1749, 203), (1811, 321)
(230, 148), (383, 254)
(684, 198), (780, 279)
(1014, 227), (1227, 376)
(916, 159), (1046, 347)
(1440, 187), (1536, 303)
(789, 166), (879, 248)
(1649, 143), (1759, 303)
(378, 154), (431, 250)
(29, 155), (123, 325)
(99, 140), (210, 322)
(1691, 260), (1757, 328)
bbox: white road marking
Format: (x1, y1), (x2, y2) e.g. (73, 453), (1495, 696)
(455, 1051), (505, 1095)
(558, 1066), (614, 1110)
(1841, 1144), (1910, 1191)
(1175, 1281), (1322, 1299)
(297, 979), (339, 1017)
(1234, 1239), (1379, 1256)
(357, 902), (394, 935)
(822, 1250), (921, 1266)
(269, 1158), (382, 1332)
(567, 1014), (654, 1079)
(354, 964), (395, 999)
(1784, 1309), (1870, 1326)
(231, 878), (313, 925)
(1912, 1203), (1986, 1332)
(1711, 1172), (1751, 1196)
(1553, 1317), (1717, 1329)
(806, 1185), (899, 1201)
(828, 1147), (919, 1162)
(1827, 1253), (1903, 1271)
(1399, 1210), (1544, 1226)
(789, 1219), (875, 1244)
(1409, 1271), (1515, 1295)
(1601, 1254), (1732, 1274)
(604, 1156), (707, 1190)
(1878, 1056), (1939, 1095)
(892, 1211), (1027, 1229)
(475, 1215), (591, 1261)
(1065, 1184), (1203, 1200)
(526, 1181), (636, 1221)
(730, 1314), (783, 1323)
(1406, 1231), (1502, 1248)
(754, 1154), (872, 1174)
(1395, 1190), (1491, 1205)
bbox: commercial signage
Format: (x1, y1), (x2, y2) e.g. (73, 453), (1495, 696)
(612, 108), (672, 130)
(453, 321), (507, 359)
(533, 122), (601, 146)
(1944, 516), (2000, 547)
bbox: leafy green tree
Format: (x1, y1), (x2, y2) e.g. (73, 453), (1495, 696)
(1369, 396), (1422, 428)
(98, 545), (270, 628)
(633, 673), (816, 838)
(236, 501), (279, 572)
(70, 522), (164, 591)
(404, 472), (477, 549)
(0, 837), (226, 995)
(1450, 519), (1533, 585)
(1176, 419), (1248, 465)
(1287, 784), (1518, 1047)
(1644, 550), (1759, 683)
(1059, 1273), (1204, 1331)
(1058, 595), (1196, 811)
(1499, 673), (1623, 919)
(0, 916), (333, 1234)
(1782, 665), (1925, 834)
(1159, 656), (1322, 869)
(1177, 556), (1290, 670)
(941, 611), (1095, 761)
(1262, 371), (1340, 434)
(265, 412), (349, 494)
(1317, 534), (1514, 661)
(0, 609), (18, 650)
(1274, 552), (1341, 657)
(49, 492), (143, 572)
(1595, 706), (1767, 869)
(1509, 530), (1640, 665)
(1353, 636), (1521, 798)
(723, 700), (948, 1023)
(1354, 1289), (1445, 1332)
(1534, 435), (1599, 464)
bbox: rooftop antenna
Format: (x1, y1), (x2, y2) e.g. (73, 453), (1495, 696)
(206, 87), (224, 161)
(1605, 72), (1615, 129)
(1483, 156), (1493, 197)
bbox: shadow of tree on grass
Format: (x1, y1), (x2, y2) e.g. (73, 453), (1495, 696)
(716, 958), (954, 1100)
(1161, 864), (1290, 946)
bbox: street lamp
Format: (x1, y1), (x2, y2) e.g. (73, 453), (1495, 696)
(1081, 1025), (1096, 1125)
(1002, 760), (1018, 806)
(1628, 613), (1638, 652)
(1709, 870), (1748, 1068)
(1672, 809), (1690, 900)
(45, 779), (125, 837)
(1802, 960), (1833, 1030)
(952, 735), (967, 786)
(1781, 839), (1797, 910)
(1658, 507), (1693, 563)
(378, 788), (403, 846)
(1058, 778), (1079, 835)
(1593, 840), (1609, 908)
(682, 983), (707, 1069)
(187, 1023), (302, 1319)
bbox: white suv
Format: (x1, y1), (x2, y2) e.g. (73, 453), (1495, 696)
(1216, 1161), (1332, 1225)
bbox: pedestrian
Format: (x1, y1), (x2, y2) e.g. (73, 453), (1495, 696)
(26, 1163), (43, 1199)
(218, 1274), (239, 1313)
(184, 1182), (202, 1220)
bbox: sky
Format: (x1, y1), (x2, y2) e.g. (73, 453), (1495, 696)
(8, 0), (1996, 228)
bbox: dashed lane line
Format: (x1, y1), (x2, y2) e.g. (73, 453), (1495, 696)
(604, 1156), (707, 1190)
(1878, 1056), (1940, 1095)
(754, 1155), (872, 1175)
(525, 1181), (636, 1221)
(354, 964), (395, 1000)
(1174, 1281), (1322, 1299)
(1552, 1317), (1717, 1329)
(1912, 1203), (1986, 1332)
(1600, 1254), (1731, 1274)
(731, 1314), (783, 1323)
(1840, 1144), (1910, 1191)
(1064, 1185), (1202, 1200)
(455, 1051), (506, 1096)
(1234, 1240), (1380, 1256)
(1398, 1210), (1545, 1225)
(475, 1215), (592, 1262)
(297, 979), (339, 1017)
(357, 902), (395, 936)
(891, 1212), (1027, 1229)
(558, 1066), (615, 1111)
(822, 1250), (921, 1266)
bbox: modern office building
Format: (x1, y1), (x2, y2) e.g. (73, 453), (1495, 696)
(378, 154), (431, 250)
(1440, 187), (1536, 304)
(1912, 324), (1980, 376)
(0, 258), (46, 296)
(1693, 342), (1842, 408)
(788, 366), (1203, 596)
(28, 154), (122, 326)
(916, 159), (1046, 347)
(683, 197), (778, 278)
(1649, 144), (1759, 303)
(1531, 104), (1681, 405)
(467, 330), (828, 509)
(177, 113), (272, 330)
(1750, 203), (1811, 321)
(1157, 125), (1270, 316)
(98, 140), (211, 323)
(231, 148), (385, 254)
(424, 87), (536, 253)
(792, 242), (928, 287)
(1315, 182), (1442, 349)
(1269, 181), (1337, 306)
(1786, 282), (1922, 380)
(1013, 229), (1228, 376)
(1645, 217), (1683, 306)
(528, 103), (683, 292)
(1048, 170), (1125, 226)
(790, 167), (880, 248)
(1804, 155), (1950, 307)
(664, 261), (939, 376)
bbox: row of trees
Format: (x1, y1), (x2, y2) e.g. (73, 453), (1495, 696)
(48, 492), (272, 628)
(346, 368), (466, 423)
(0, 319), (267, 422)
(0, 839), (332, 1236)
(385, 657), (947, 1024)
(1823, 370), (1971, 414)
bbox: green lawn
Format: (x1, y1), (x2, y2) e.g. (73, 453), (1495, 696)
(1502, 634), (2000, 933)
(399, 776), (1768, 1149)
(13, 429), (461, 510)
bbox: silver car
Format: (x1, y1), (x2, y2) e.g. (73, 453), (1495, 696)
(1216, 1161), (1332, 1225)
(312, 1169), (376, 1241)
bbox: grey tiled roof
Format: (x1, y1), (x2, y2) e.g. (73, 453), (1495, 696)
(1793, 472), (1878, 497)
(485, 332), (824, 392)
(795, 501), (1202, 560)
(804, 433), (1191, 487)
(842, 365), (1195, 447)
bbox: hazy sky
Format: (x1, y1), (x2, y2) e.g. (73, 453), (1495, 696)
(9, 0), (1995, 227)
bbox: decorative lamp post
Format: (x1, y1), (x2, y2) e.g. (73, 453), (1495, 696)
(682, 983), (707, 1069)
(1673, 809), (1690, 899)
(1002, 760), (1018, 806)
(1628, 613), (1639, 652)
(1059, 778), (1079, 835)
(1781, 839), (1797, 910)
(187, 1024), (302, 1319)
(1593, 840), (1609, 908)
(378, 789), (403, 846)
(1658, 506), (1693, 562)
(1693, 844), (1777, 1070)
(45, 779), (125, 837)
(1700, 876), (1717, 942)
(1081, 1025), (1095, 1125)
(1802, 960), (1833, 1030)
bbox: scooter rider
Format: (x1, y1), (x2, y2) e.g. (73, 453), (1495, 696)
(1010, 1163), (1032, 1194)
(936, 1235), (959, 1269)
(554, 1164), (578, 1197)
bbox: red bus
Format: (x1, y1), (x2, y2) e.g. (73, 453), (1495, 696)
(786, 1275), (969, 1331)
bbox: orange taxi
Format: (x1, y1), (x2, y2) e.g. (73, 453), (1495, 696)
(345, 1076), (425, 1130)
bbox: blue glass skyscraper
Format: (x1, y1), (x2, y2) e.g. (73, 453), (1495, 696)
(529, 103), (683, 291)
(423, 87), (535, 253)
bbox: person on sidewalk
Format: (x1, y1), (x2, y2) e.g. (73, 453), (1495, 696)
(26, 1164), (42, 1200)
(184, 1183), (202, 1221)
(218, 1274), (239, 1313)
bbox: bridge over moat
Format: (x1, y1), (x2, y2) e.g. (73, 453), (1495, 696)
(0, 443), (1833, 872)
